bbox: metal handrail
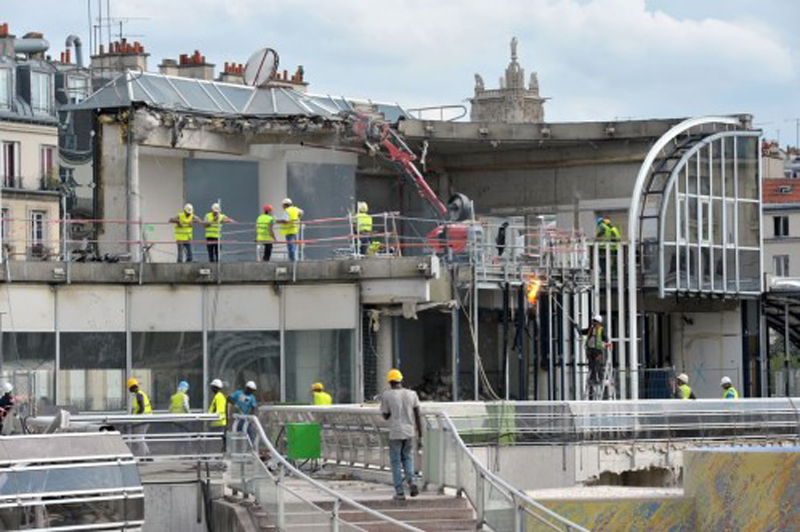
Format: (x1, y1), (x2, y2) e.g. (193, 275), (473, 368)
(233, 415), (423, 532)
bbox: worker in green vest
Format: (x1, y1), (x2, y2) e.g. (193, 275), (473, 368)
(208, 378), (227, 430)
(674, 373), (696, 400)
(354, 201), (373, 256)
(169, 381), (190, 413)
(169, 204), (202, 263)
(581, 315), (611, 393)
(311, 382), (333, 405)
(255, 205), (276, 262)
(721, 376), (739, 399)
(128, 378), (152, 414)
(204, 203), (235, 263)
(279, 198), (304, 262)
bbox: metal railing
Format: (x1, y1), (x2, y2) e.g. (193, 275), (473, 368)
(228, 415), (421, 531)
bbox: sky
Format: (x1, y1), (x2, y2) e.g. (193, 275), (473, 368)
(4, 0), (799, 143)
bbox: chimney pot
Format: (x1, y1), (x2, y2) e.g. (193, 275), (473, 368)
(99, 43), (104, 54)
(66, 49), (71, 63)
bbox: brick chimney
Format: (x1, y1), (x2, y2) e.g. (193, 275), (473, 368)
(90, 38), (149, 74)
(266, 65), (308, 93)
(218, 62), (244, 85)
(172, 50), (215, 81)
(158, 58), (179, 77)
(0, 23), (15, 57)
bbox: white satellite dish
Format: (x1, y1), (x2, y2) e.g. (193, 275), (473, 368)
(243, 48), (280, 87)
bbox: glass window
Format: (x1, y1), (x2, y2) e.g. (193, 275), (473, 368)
(724, 137), (735, 196)
(739, 250), (760, 291)
(30, 210), (46, 245)
(132, 332), (203, 411)
(712, 139), (723, 197)
(738, 203), (760, 247)
(67, 75), (89, 104)
(285, 329), (354, 404)
(773, 216), (789, 237)
(0, 333), (55, 414)
(59, 332), (126, 411)
(31, 71), (52, 113)
(0, 68), (9, 108)
(2, 141), (20, 188)
(725, 201), (736, 244)
(737, 137), (759, 200)
(209, 331), (280, 404)
(1, 207), (8, 243)
(699, 199), (710, 243)
(773, 255), (789, 277)
(40, 145), (57, 188)
(699, 147), (710, 195)
(688, 155), (698, 195)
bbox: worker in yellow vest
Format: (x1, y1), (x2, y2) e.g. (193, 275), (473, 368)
(204, 203), (235, 263)
(256, 205), (276, 262)
(674, 373), (697, 399)
(279, 198), (304, 262)
(128, 378), (152, 414)
(169, 381), (190, 413)
(721, 376), (739, 399)
(354, 202), (374, 256)
(311, 382), (333, 405)
(208, 379), (227, 430)
(169, 204), (202, 263)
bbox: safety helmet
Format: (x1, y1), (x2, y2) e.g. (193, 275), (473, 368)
(184, 203), (194, 213)
(282, 198), (292, 206)
(178, 380), (189, 392)
(387, 369), (403, 383)
(358, 201), (368, 213)
(263, 204), (273, 213)
(720, 376), (732, 386)
(312, 382), (324, 391)
(211, 203), (220, 213)
(596, 216), (605, 224)
(593, 314), (603, 323)
(245, 380), (257, 390)
(2, 382), (12, 394)
(210, 378), (223, 388)
(677, 373), (689, 383)
(127, 378), (139, 389)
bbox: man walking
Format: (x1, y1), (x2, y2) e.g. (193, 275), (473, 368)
(379, 369), (422, 501)
(169, 204), (202, 263)
(256, 205), (276, 262)
(720, 376), (739, 399)
(279, 198), (304, 262)
(204, 203), (235, 263)
(208, 379), (228, 430)
(128, 378), (152, 414)
(169, 381), (190, 414)
(674, 373), (697, 399)
(311, 382), (333, 405)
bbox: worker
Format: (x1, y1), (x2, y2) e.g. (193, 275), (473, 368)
(128, 378), (152, 414)
(208, 378), (227, 430)
(228, 381), (258, 433)
(278, 198), (304, 262)
(204, 203), (236, 263)
(169, 381), (190, 414)
(581, 315), (611, 391)
(0, 383), (14, 434)
(674, 373), (697, 400)
(354, 201), (373, 256)
(496, 221), (509, 256)
(379, 369), (422, 501)
(255, 205), (276, 262)
(720, 376), (739, 399)
(169, 203), (202, 263)
(311, 382), (333, 405)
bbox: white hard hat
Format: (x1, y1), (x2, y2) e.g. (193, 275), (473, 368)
(720, 376), (732, 386)
(184, 203), (194, 213)
(677, 373), (689, 383)
(210, 378), (223, 388)
(282, 198), (292, 206)
(358, 201), (368, 213)
(2, 382), (12, 393)
(593, 314), (603, 323)
(211, 203), (220, 212)
(245, 380), (257, 390)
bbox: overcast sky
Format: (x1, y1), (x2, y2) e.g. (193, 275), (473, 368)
(6, 0), (799, 143)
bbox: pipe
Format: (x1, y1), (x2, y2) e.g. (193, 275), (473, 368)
(65, 35), (83, 68)
(13, 38), (49, 55)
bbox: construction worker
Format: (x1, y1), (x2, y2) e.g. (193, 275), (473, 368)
(169, 203), (202, 263)
(128, 378), (152, 414)
(256, 205), (276, 262)
(0, 383), (14, 434)
(354, 201), (373, 256)
(720, 376), (739, 399)
(279, 198), (304, 262)
(208, 379), (227, 430)
(228, 381), (258, 441)
(169, 381), (190, 414)
(582, 315), (611, 392)
(380, 369), (422, 501)
(311, 382), (333, 405)
(204, 203), (235, 263)
(674, 373), (697, 400)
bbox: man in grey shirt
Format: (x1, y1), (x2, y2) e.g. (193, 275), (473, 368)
(380, 368), (423, 500)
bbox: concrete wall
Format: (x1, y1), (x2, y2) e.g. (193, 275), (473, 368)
(143, 483), (205, 532)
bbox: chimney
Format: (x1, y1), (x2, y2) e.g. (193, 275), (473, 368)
(90, 38), (150, 75)
(173, 50), (215, 81)
(0, 23), (13, 57)
(265, 64), (309, 93)
(218, 61), (245, 84)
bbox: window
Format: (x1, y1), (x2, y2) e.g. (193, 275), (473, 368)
(67, 75), (89, 104)
(700, 199), (710, 243)
(40, 145), (57, 188)
(773, 255), (790, 277)
(2, 141), (20, 188)
(1, 208), (8, 243)
(778, 185), (793, 194)
(31, 71), (52, 113)
(30, 210), (46, 245)
(0, 68), (10, 108)
(58, 332), (126, 411)
(774, 216), (789, 238)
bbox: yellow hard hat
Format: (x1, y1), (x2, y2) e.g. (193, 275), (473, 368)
(127, 378), (139, 389)
(312, 382), (324, 391)
(387, 369), (403, 383)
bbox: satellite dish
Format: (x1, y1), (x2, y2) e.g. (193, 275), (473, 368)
(243, 48), (280, 87)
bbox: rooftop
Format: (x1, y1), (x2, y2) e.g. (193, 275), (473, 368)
(763, 178), (800, 204)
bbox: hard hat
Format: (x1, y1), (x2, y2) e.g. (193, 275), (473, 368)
(210, 378), (223, 388)
(282, 198), (292, 206)
(358, 201), (368, 213)
(312, 382), (324, 391)
(178, 380), (189, 392)
(211, 203), (220, 212)
(677, 373), (689, 383)
(720, 376), (732, 386)
(263, 204), (273, 213)
(2, 382), (12, 394)
(387, 369), (403, 383)
(127, 378), (139, 389)
(184, 203), (194, 213)
(593, 314), (603, 323)
(245, 380), (257, 390)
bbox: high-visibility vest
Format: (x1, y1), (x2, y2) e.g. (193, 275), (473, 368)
(586, 325), (604, 350)
(723, 387), (739, 399)
(313, 391), (332, 405)
(205, 212), (226, 239)
(678, 384), (693, 400)
(175, 212), (194, 242)
(169, 391), (189, 413)
(256, 214), (274, 242)
(132, 391), (152, 414)
(208, 391), (227, 428)
(357, 212), (373, 233)
(282, 206), (301, 236)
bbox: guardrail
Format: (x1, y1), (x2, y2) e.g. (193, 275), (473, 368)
(228, 415), (422, 531)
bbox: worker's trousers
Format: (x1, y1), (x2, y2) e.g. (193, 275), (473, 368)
(389, 438), (415, 496)
(177, 242), (193, 263)
(207, 238), (219, 262)
(258, 243), (273, 262)
(286, 234), (298, 262)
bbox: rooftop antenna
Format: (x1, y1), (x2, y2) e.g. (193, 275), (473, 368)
(243, 48), (280, 87)
(784, 118), (800, 149)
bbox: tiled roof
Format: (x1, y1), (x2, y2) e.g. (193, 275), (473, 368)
(763, 178), (800, 204)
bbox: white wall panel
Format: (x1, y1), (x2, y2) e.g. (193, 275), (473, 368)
(56, 285), (125, 331)
(285, 284), (357, 330)
(130, 286), (202, 331)
(205, 285), (280, 331)
(0, 285), (55, 331)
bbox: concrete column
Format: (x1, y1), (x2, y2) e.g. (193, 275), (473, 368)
(376, 311), (393, 392)
(126, 139), (141, 262)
